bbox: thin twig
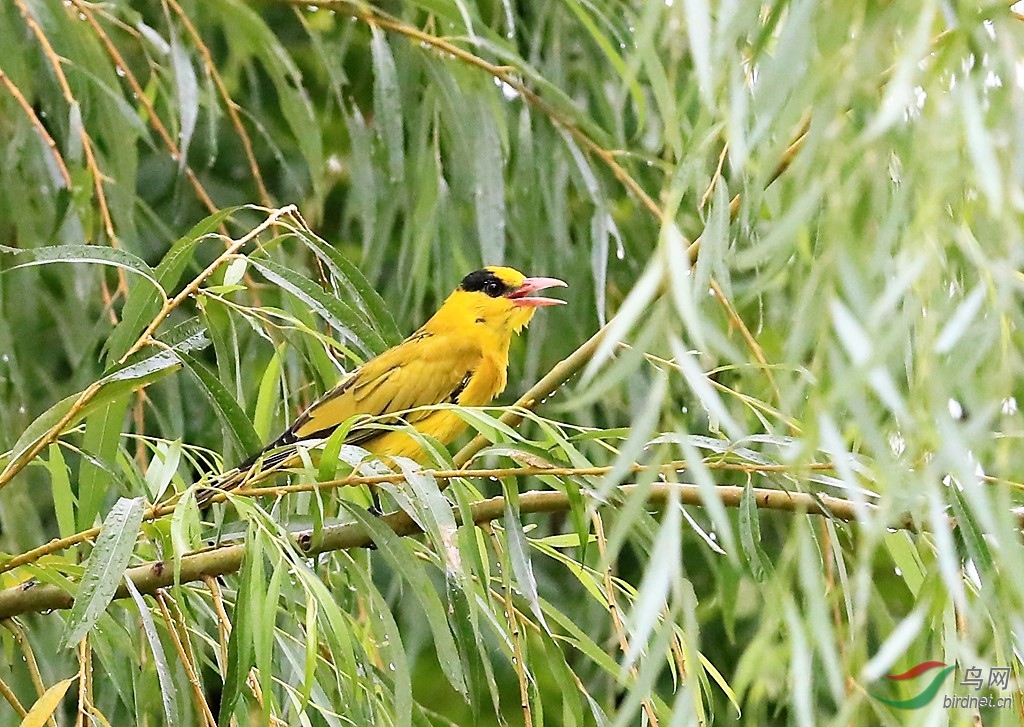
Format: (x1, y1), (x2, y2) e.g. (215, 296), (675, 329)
(164, 0), (274, 208)
(155, 591), (216, 726)
(700, 142), (729, 211)
(0, 68), (72, 187)
(75, 639), (90, 727)
(594, 513), (660, 726)
(203, 576), (232, 670)
(245, 459), (836, 499)
(69, 0), (222, 216)
(2, 620), (57, 727)
(0, 673), (27, 718)
(486, 525), (534, 727)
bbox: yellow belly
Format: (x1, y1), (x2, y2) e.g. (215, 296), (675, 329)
(364, 410), (470, 462)
(364, 355), (504, 463)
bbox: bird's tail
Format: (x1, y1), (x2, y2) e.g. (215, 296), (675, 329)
(195, 447), (296, 507)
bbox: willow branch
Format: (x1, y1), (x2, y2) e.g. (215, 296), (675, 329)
(69, 0), (221, 217)
(304, 0), (662, 220)
(0, 482), (907, 620)
(0, 68), (72, 188)
(164, 0), (274, 208)
(13, 0), (118, 247)
(0, 205), (296, 492)
(0, 459), (834, 575)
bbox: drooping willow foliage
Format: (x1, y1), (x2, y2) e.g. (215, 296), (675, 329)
(0, 0), (1023, 724)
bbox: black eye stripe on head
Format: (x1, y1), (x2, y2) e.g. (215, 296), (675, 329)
(460, 269), (511, 298)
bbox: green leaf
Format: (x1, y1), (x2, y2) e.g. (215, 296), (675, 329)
(470, 97), (506, 265)
(961, 82), (1003, 209)
(583, 258), (663, 383)
(624, 488), (680, 667)
(61, 497), (146, 649)
(77, 396), (130, 531)
(252, 346), (283, 442)
(784, 599), (813, 727)
(106, 207), (238, 363)
(179, 353), (262, 459)
(861, 610), (925, 682)
(170, 490), (201, 589)
(502, 482), (549, 631)
(255, 552), (284, 723)
(0, 244), (163, 295)
(247, 257), (378, 358)
(144, 439), (182, 501)
(370, 25), (405, 183)
(948, 480), (993, 573)
(123, 576), (178, 725)
(738, 480), (770, 582)
(300, 597), (318, 710)
(46, 444), (76, 540)
(934, 284), (986, 355)
(219, 524), (262, 724)
(169, 28), (199, 166)
(682, 0), (713, 105)
(223, 256), (248, 287)
(341, 503), (468, 699)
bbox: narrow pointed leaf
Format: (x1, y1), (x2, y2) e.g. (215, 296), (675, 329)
(61, 497), (146, 648)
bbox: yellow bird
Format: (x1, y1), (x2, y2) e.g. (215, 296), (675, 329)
(202, 266), (566, 499)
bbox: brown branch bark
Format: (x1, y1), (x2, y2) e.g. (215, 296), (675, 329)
(0, 482), (907, 620)
(0, 459), (833, 575)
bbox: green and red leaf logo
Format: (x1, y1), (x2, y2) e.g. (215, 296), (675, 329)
(870, 661), (956, 709)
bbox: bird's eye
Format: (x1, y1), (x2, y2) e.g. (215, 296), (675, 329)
(483, 280), (502, 297)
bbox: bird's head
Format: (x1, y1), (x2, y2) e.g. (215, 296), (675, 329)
(437, 266), (567, 337)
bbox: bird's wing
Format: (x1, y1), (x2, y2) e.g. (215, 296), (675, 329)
(285, 330), (480, 445)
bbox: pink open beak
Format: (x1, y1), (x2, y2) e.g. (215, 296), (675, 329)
(507, 276), (568, 307)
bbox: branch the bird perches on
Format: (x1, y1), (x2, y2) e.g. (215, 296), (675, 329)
(0, 480), (908, 620)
